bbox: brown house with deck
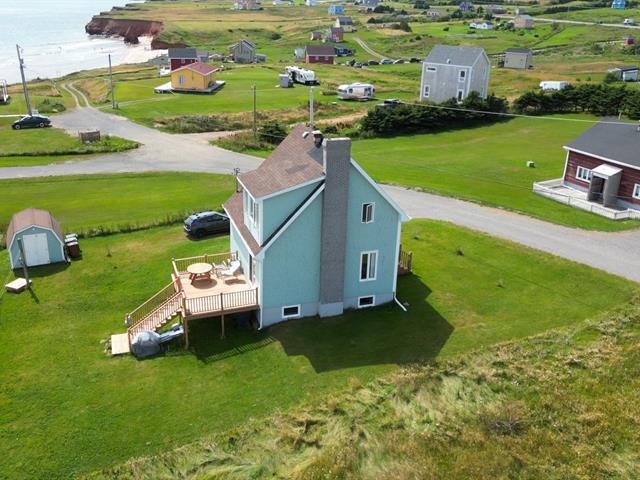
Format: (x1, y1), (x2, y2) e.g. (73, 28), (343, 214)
(562, 119), (640, 210)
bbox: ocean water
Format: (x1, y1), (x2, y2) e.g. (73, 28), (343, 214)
(0, 0), (162, 84)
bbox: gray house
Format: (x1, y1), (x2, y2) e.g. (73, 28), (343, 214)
(229, 39), (257, 63)
(6, 209), (67, 269)
(419, 45), (491, 103)
(504, 47), (532, 70)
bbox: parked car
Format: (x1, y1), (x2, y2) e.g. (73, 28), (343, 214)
(353, 62), (363, 68)
(393, 58), (405, 64)
(12, 114), (51, 130)
(366, 60), (379, 66)
(184, 211), (230, 237)
(376, 98), (404, 108)
(409, 57), (420, 63)
(380, 58), (393, 65)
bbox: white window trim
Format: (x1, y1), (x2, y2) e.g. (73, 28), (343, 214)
(357, 295), (376, 309)
(633, 184), (640, 200)
(576, 166), (592, 183)
(361, 202), (375, 223)
(359, 250), (378, 282)
(426, 66), (437, 72)
(456, 89), (464, 103)
(458, 69), (466, 81)
(423, 85), (430, 98)
(282, 304), (301, 319)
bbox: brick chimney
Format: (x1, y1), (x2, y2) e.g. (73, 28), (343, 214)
(318, 136), (351, 317)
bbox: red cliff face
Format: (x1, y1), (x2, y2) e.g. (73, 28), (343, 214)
(85, 17), (164, 44)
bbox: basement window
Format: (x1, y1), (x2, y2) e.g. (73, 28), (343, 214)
(361, 202), (375, 223)
(576, 166), (592, 182)
(282, 305), (301, 319)
(358, 295), (375, 308)
(633, 184), (640, 200)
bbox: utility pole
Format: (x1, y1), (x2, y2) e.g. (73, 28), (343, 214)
(309, 86), (315, 129)
(16, 44), (32, 116)
(108, 54), (117, 110)
(252, 85), (257, 139)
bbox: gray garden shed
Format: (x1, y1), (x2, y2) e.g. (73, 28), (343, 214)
(6, 208), (67, 269)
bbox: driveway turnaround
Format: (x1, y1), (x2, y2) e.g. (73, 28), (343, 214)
(384, 185), (640, 283)
(0, 84), (261, 180)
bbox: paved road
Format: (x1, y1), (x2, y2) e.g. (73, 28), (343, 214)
(0, 84), (260, 180)
(385, 186), (640, 282)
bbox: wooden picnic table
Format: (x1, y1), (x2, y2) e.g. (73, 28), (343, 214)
(187, 262), (213, 283)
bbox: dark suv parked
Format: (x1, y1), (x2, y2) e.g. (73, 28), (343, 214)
(184, 211), (230, 237)
(12, 114), (51, 130)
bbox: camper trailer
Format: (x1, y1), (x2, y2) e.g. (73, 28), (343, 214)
(337, 82), (375, 101)
(539, 80), (569, 91)
(0, 80), (9, 104)
(285, 66), (319, 85)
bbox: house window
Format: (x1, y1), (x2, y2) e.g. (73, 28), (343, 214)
(250, 255), (257, 284)
(178, 75), (185, 85)
(423, 85), (430, 98)
(282, 305), (301, 319)
(576, 166), (592, 182)
(361, 202), (375, 223)
(358, 295), (375, 308)
(633, 184), (640, 200)
(247, 194), (259, 226)
(360, 251), (377, 281)
(456, 89), (464, 103)
(459, 69), (466, 81)
(427, 66), (437, 72)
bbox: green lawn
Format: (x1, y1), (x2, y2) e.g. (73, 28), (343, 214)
(0, 173), (236, 237)
(0, 118), (139, 167)
(352, 116), (640, 231)
(0, 220), (635, 479)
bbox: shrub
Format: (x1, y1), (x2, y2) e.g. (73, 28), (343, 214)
(258, 121), (288, 144)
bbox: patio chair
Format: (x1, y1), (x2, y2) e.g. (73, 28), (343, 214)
(219, 260), (241, 283)
(213, 259), (229, 278)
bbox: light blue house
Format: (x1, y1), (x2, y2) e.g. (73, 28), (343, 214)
(223, 125), (409, 328)
(612, 0), (625, 9)
(328, 4), (344, 14)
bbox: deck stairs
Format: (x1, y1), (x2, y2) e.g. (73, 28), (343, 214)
(127, 292), (183, 339)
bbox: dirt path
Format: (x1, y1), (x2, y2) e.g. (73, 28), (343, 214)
(353, 36), (389, 60)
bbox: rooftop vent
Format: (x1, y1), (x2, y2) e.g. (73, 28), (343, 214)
(313, 130), (323, 148)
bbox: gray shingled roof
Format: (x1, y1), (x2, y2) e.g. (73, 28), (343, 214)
(425, 44), (486, 66)
(306, 44), (336, 56)
(565, 118), (640, 169)
(506, 47), (532, 54)
(337, 16), (353, 24)
(238, 125), (325, 199)
(168, 48), (197, 59)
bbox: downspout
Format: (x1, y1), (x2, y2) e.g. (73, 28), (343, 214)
(394, 294), (407, 312)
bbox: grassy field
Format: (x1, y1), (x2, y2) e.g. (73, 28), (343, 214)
(0, 118), (139, 167)
(0, 219), (635, 479)
(87, 295), (640, 479)
(0, 173), (235, 238)
(0, 80), (74, 116)
(352, 115), (640, 231)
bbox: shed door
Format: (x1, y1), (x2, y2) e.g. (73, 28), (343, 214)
(22, 233), (50, 266)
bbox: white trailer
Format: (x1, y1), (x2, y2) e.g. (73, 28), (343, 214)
(0, 80), (9, 104)
(539, 81), (569, 91)
(337, 82), (375, 101)
(285, 66), (319, 85)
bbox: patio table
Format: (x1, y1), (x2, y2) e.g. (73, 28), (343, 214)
(187, 262), (213, 283)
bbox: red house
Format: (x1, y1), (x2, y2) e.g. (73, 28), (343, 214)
(305, 45), (336, 64)
(168, 48), (210, 71)
(561, 119), (640, 210)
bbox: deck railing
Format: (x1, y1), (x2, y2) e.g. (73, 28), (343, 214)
(184, 288), (259, 317)
(125, 282), (178, 327)
(172, 252), (239, 275)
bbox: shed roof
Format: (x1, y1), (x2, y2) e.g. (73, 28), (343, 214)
(565, 118), (640, 169)
(238, 124), (325, 199)
(168, 48), (198, 59)
(6, 208), (63, 247)
(172, 62), (217, 75)
(425, 44), (486, 66)
(337, 16), (354, 24)
(306, 44), (336, 56)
